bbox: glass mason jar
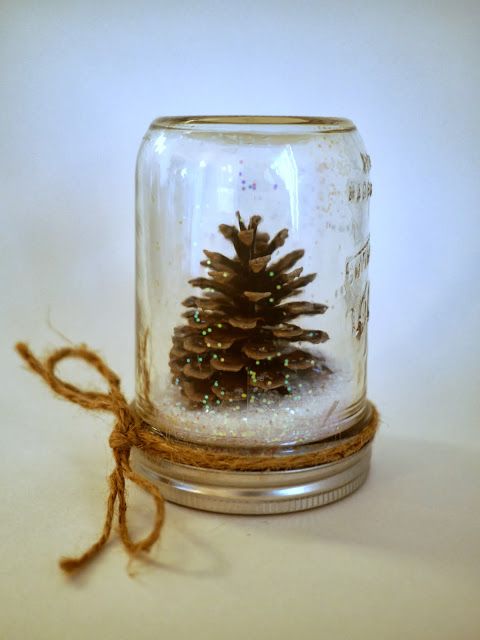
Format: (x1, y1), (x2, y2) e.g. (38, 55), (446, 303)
(133, 116), (373, 513)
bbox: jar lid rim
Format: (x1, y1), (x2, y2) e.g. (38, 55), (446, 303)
(150, 115), (356, 133)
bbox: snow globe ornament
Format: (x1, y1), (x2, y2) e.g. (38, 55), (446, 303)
(132, 116), (376, 513)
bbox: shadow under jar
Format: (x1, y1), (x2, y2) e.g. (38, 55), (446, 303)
(132, 116), (374, 514)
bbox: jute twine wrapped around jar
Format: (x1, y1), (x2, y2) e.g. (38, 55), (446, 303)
(15, 342), (379, 575)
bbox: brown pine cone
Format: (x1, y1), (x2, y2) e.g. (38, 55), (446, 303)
(169, 212), (330, 408)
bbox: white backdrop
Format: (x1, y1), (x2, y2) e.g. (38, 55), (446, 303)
(2, 0), (478, 444)
(1, 2), (479, 639)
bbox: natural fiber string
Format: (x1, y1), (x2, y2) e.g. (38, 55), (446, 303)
(15, 342), (379, 574)
(15, 342), (165, 574)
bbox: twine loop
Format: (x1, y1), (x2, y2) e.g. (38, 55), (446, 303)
(15, 342), (165, 575)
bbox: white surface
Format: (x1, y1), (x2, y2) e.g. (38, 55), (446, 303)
(1, 1), (479, 639)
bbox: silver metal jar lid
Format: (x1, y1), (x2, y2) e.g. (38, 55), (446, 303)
(131, 442), (372, 515)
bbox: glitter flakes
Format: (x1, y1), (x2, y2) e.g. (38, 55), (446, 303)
(238, 161), (257, 192)
(156, 361), (354, 447)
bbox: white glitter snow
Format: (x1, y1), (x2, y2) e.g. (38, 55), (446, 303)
(149, 363), (359, 448)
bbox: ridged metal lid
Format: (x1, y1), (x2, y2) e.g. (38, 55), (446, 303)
(131, 443), (372, 515)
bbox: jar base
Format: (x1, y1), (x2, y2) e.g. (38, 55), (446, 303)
(130, 442), (372, 515)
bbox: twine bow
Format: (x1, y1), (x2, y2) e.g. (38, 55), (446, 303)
(15, 341), (380, 576)
(15, 343), (165, 574)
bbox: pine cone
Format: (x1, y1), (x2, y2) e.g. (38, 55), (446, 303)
(169, 212), (330, 408)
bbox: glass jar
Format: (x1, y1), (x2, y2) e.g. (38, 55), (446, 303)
(133, 116), (373, 513)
